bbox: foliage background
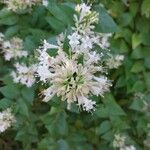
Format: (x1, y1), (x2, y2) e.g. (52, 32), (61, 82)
(0, 0), (150, 149)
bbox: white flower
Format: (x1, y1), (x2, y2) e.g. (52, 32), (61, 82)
(68, 32), (81, 49)
(113, 134), (126, 148)
(106, 54), (124, 69)
(0, 108), (15, 133)
(36, 65), (51, 83)
(42, 0), (48, 6)
(42, 87), (55, 102)
(11, 63), (37, 87)
(120, 145), (136, 150)
(4, 0), (41, 11)
(79, 96), (96, 112)
(97, 33), (112, 49)
(36, 40), (59, 82)
(74, 3), (98, 34)
(38, 50), (111, 111)
(113, 134), (136, 150)
(75, 3), (91, 21)
(85, 51), (101, 65)
(81, 36), (93, 49)
(36, 3), (112, 112)
(2, 37), (28, 61)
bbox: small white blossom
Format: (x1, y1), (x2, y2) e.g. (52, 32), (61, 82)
(113, 134), (136, 150)
(113, 134), (126, 148)
(3, 0), (41, 11)
(75, 3), (91, 21)
(2, 37), (28, 61)
(120, 145), (136, 150)
(68, 32), (81, 50)
(106, 54), (124, 69)
(42, 0), (48, 6)
(11, 63), (37, 87)
(81, 36), (93, 49)
(0, 108), (15, 133)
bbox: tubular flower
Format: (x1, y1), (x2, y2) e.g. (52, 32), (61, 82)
(36, 3), (112, 112)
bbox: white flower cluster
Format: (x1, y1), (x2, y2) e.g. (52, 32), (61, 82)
(42, 0), (48, 7)
(36, 3), (112, 112)
(113, 134), (136, 150)
(0, 108), (15, 133)
(1, 36), (28, 61)
(11, 63), (37, 87)
(69, 3), (111, 53)
(3, 0), (43, 11)
(106, 54), (124, 69)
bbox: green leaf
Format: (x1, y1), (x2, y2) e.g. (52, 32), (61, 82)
(0, 8), (12, 18)
(45, 16), (65, 32)
(38, 137), (56, 150)
(144, 58), (150, 69)
(101, 130), (114, 142)
(132, 34), (141, 49)
(5, 25), (19, 38)
(144, 72), (150, 91)
(0, 15), (18, 25)
(29, 28), (48, 40)
(131, 81), (145, 92)
(94, 6), (118, 33)
(47, 2), (74, 25)
(56, 112), (68, 136)
(23, 36), (36, 52)
(129, 99), (144, 111)
(140, 33), (150, 46)
(42, 111), (68, 136)
(141, 0), (150, 17)
(131, 61), (144, 73)
(0, 98), (13, 110)
(96, 120), (111, 135)
(0, 85), (20, 99)
(104, 94), (126, 116)
(131, 46), (144, 59)
(21, 87), (35, 105)
(94, 104), (109, 118)
(118, 13), (133, 27)
(57, 139), (69, 150)
(17, 98), (29, 117)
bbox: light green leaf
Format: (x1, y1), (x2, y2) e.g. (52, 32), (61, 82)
(132, 34), (141, 49)
(141, 0), (150, 17)
(131, 61), (145, 73)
